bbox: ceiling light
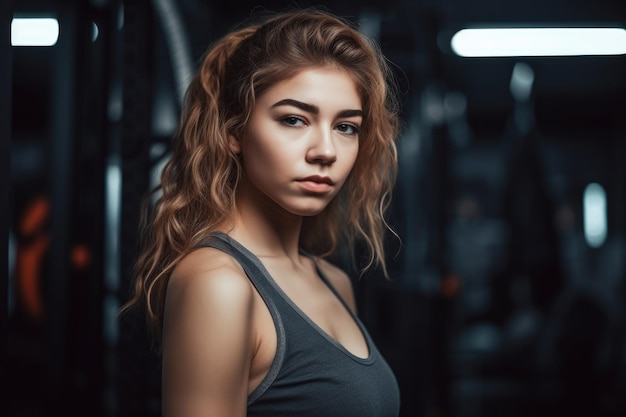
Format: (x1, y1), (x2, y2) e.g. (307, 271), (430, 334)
(583, 183), (607, 248)
(11, 17), (59, 46)
(451, 27), (626, 57)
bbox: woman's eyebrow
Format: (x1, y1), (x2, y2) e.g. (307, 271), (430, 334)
(337, 109), (363, 118)
(271, 98), (362, 118)
(272, 99), (319, 114)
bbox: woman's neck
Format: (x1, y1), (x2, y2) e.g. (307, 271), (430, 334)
(226, 199), (303, 261)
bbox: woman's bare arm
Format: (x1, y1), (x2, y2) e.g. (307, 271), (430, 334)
(161, 248), (255, 417)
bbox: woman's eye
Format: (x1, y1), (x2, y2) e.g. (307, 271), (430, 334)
(281, 116), (306, 127)
(336, 123), (360, 135)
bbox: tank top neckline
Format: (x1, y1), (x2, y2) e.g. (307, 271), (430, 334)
(210, 232), (376, 365)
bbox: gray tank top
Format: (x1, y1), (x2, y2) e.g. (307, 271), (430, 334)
(199, 233), (400, 417)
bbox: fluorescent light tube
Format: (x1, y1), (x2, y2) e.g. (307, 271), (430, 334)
(583, 183), (608, 248)
(451, 27), (626, 57)
(11, 17), (59, 46)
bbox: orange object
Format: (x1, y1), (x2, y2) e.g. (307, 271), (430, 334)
(16, 195), (50, 321)
(71, 244), (91, 270)
(19, 195), (49, 235)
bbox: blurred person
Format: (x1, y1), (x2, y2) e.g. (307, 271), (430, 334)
(121, 8), (402, 417)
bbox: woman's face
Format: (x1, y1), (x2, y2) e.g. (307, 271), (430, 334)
(233, 67), (362, 217)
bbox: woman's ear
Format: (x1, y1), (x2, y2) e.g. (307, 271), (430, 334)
(228, 134), (241, 155)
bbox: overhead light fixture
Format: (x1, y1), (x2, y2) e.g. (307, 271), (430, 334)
(583, 182), (608, 248)
(451, 27), (626, 57)
(11, 17), (59, 46)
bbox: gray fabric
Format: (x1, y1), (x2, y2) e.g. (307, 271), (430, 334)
(198, 233), (400, 417)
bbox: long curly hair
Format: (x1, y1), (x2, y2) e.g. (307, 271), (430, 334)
(122, 8), (401, 343)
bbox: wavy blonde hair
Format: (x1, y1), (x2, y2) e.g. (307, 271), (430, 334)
(122, 8), (400, 343)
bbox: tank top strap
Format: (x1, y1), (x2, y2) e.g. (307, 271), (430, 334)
(197, 233), (274, 292)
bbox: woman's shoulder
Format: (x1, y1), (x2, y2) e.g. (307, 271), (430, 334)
(167, 246), (254, 309)
(173, 245), (243, 275)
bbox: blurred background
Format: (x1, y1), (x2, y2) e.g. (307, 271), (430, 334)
(7, 0), (626, 416)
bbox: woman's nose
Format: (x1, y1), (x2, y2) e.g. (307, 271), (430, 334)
(306, 127), (337, 164)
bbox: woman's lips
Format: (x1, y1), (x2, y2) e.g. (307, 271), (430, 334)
(297, 175), (334, 193)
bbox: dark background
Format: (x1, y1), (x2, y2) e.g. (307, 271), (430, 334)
(7, 0), (626, 416)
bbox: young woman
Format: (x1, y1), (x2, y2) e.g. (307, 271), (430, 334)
(123, 8), (402, 417)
